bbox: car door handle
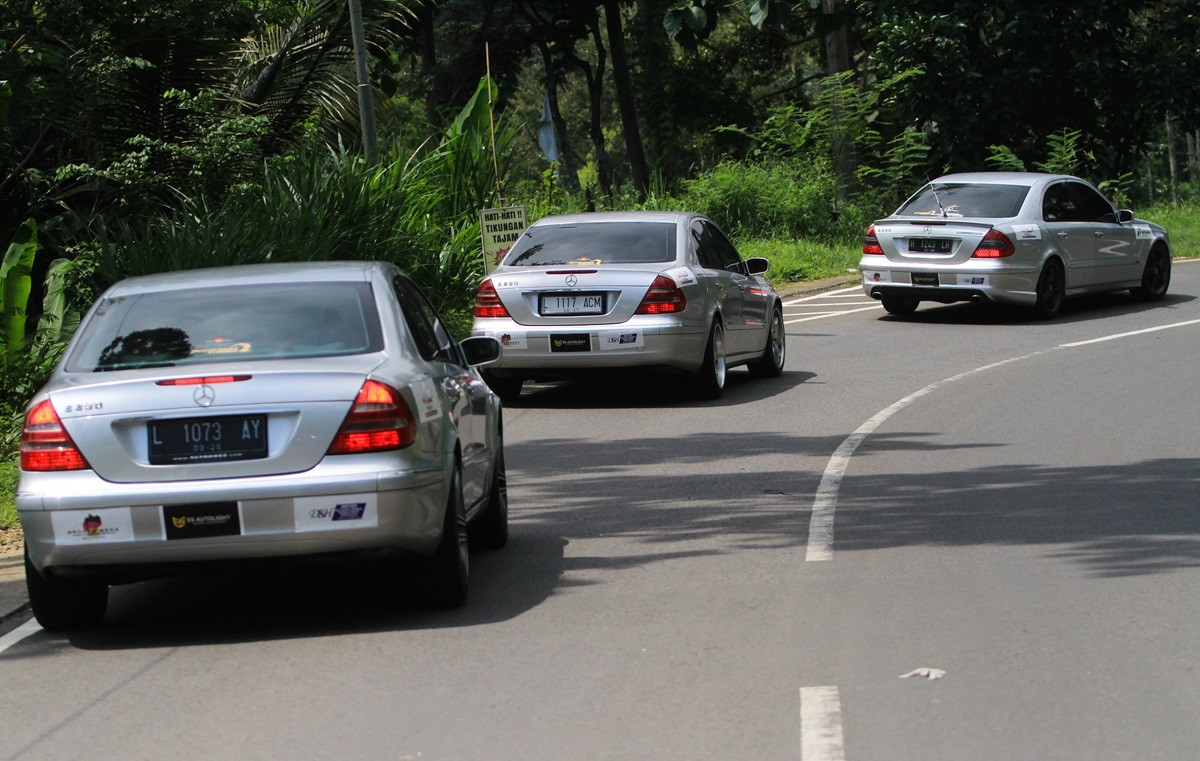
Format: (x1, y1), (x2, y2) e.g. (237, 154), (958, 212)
(1056, 231), (1069, 239)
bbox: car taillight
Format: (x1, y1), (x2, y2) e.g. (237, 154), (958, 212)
(474, 279), (510, 318)
(635, 274), (687, 315)
(20, 400), (90, 471)
(327, 380), (417, 454)
(972, 229), (1016, 258)
(862, 224), (884, 255)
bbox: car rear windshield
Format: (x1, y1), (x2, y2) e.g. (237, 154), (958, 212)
(896, 183), (1030, 219)
(503, 221), (677, 267)
(67, 282), (384, 372)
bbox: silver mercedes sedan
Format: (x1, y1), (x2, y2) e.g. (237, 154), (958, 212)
(470, 211), (786, 401)
(859, 172), (1172, 318)
(18, 261), (506, 630)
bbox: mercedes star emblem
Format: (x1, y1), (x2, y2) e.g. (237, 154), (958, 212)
(193, 385), (216, 407)
(923, 226), (932, 235)
(565, 274), (578, 287)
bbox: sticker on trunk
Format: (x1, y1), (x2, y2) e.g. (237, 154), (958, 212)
(51, 507), (135, 545)
(600, 330), (643, 350)
(663, 267), (697, 287)
(294, 494), (378, 532)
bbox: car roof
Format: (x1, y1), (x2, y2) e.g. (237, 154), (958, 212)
(103, 260), (387, 296)
(529, 210), (697, 227)
(929, 171), (1076, 186)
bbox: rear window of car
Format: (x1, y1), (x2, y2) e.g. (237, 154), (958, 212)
(503, 221), (677, 267)
(67, 282), (384, 372)
(896, 183), (1030, 219)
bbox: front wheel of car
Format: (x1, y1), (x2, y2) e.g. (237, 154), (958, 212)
(469, 442), (508, 551)
(422, 461), (469, 608)
(1131, 246), (1171, 302)
(881, 295), (919, 316)
(26, 548), (108, 631)
(692, 321), (727, 400)
(483, 370), (523, 405)
(1033, 259), (1065, 319)
(747, 306), (786, 378)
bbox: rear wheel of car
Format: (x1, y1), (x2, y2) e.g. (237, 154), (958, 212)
(881, 295), (919, 316)
(1131, 245), (1171, 301)
(422, 461), (469, 608)
(747, 306), (786, 378)
(483, 370), (523, 405)
(692, 321), (727, 399)
(1033, 259), (1065, 319)
(469, 441), (508, 550)
(25, 548), (108, 631)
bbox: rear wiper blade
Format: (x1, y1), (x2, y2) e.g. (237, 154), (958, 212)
(930, 186), (947, 218)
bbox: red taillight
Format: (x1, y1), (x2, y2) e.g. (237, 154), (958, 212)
(327, 380), (417, 454)
(862, 224), (884, 255)
(635, 274), (687, 315)
(474, 279), (510, 318)
(972, 229), (1016, 258)
(20, 400), (90, 471)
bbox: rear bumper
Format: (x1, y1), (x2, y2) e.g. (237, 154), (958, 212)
(860, 264), (1039, 306)
(18, 461), (447, 579)
(473, 320), (709, 374)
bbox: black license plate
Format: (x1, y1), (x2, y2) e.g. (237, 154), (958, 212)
(148, 415), (268, 465)
(908, 238), (953, 254)
(911, 273), (940, 287)
(549, 333), (591, 352)
(163, 502), (241, 540)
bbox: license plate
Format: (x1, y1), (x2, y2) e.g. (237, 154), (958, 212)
(911, 273), (940, 287)
(908, 238), (953, 254)
(148, 415), (268, 465)
(549, 334), (591, 352)
(540, 293), (604, 315)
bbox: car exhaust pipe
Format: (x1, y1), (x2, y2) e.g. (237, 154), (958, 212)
(869, 289), (883, 300)
(970, 293), (984, 303)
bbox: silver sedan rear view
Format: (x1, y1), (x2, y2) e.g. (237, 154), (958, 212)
(18, 261), (507, 629)
(859, 172), (1171, 318)
(470, 211), (786, 401)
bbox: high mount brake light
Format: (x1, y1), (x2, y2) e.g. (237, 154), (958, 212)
(20, 400), (90, 471)
(862, 225), (884, 255)
(972, 229), (1016, 258)
(474, 279), (510, 318)
(635, 275), (687, 315)
(157, 375), (251, 386)
(327, 380), (417, 454)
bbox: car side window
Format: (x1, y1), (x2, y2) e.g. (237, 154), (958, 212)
(691, 220), (722, 270)
(1067, 182), (1117, 223)
(702, 220), (745, 274)
(1042, 182), (1074, 222)
(392, 276), (452, 363)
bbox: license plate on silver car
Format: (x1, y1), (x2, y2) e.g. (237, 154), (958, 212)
(540, 293), (604, 315)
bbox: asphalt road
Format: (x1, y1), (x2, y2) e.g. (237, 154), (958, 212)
(1, 262), (1198, 760)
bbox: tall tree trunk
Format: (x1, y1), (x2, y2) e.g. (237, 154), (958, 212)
(581, 14), (614, 197)
(416, 0), (441, 128)
(635, 0), (671, 185)
(823, 0), (854, 199)
(1166, 115), (1179, 206)
(602, 0), (649, 201)
(537, 41), (582, 193)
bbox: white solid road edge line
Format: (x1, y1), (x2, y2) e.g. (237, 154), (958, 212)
(782, 286), (862, 305)
(0, 618), (41, 655)
(806, 354), (1036, 562)
(800, 685), (847, 761)
(1060, 317), (1200, 347)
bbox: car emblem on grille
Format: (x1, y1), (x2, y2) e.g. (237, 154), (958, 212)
(193, 385), (216, 407)
(923, 226), (932, 235)
(565, 274), (578, 287)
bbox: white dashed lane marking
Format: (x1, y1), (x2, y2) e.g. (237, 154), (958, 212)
(783, 285), (879, 324)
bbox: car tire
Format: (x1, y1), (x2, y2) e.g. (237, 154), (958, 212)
(747, 306), (786, 378)
(483, 370), (523, 405)
(881, 295), (919, 316)
(692, 320), (727, 400)
(422, 461), (469, 608)
(25, 548), (108, 631)
(469, 440), (508, 551)
(1131, 245), (1170, 302)
(1033, 259), (1065, 319)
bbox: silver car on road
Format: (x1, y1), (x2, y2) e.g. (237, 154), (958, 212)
(470, 211), (786, 401)
(18, 261), (506, 629)
(859, 172), (1172, 318)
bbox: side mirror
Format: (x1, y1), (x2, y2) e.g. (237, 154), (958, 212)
(1117, 209), (1134, 224)
(460, 336), (501, 366)
(745, 257), (770, 276)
